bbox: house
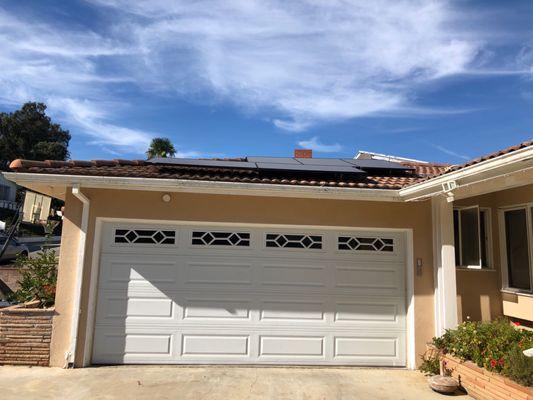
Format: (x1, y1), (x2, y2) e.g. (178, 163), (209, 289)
(0, 174), (17, 212)
(21, 190), (52, 223)
(2, 139), (532, 369)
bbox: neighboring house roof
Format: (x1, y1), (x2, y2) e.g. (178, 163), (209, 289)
(355, 150), (429, 164)
(7, 158), (449, 190)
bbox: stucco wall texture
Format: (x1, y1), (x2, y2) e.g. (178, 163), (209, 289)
(52, 187), (508, 368)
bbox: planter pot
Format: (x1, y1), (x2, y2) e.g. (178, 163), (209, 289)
(0, 302), (55, 366)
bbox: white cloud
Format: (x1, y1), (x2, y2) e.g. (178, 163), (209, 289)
(297, 137), (343, 153)
(0, 0), (528, 154)
(83, 0), (489, 131)
(429, 143), (470, 161)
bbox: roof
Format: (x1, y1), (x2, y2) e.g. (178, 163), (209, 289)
(436, 139), (533, 176)
(7, 158), (449, 190)
(7, 139), (531, 191)
(355, 150), (429, 164)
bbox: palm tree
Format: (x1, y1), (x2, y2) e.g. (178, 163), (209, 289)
(146, 137), (176, 159)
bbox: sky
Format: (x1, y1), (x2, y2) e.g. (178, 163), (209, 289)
(0, 0), (532, 163)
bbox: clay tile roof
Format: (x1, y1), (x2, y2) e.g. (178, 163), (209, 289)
(7, 157), (451, 190)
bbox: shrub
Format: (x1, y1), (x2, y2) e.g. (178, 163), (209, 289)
(419, 349), (440, 375)
(8, 248), (58, 307)
(433, 319), (533, 386)
(504, 346), (533, 387)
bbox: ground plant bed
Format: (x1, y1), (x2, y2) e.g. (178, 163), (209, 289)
(441, 352), (533, 400)
(0, 302), (54, 366)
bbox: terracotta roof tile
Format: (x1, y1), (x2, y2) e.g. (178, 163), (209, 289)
(427, 139), (533, 179)
(9, 157), (449, 190)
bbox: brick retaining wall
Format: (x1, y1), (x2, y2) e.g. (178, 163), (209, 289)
(441, 353), (533, 400)
(0, 305), (54, 366)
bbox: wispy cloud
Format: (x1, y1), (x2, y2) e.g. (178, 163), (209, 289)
(0, 0), (530, 154)
(297, 137), (343, 153)
(429, 143), (470, 161)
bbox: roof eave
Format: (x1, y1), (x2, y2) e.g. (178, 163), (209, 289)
(2, 172), (403, 202)
(399, 144), (533, 201)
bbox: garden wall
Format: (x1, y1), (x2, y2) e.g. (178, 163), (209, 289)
(441, 353), (532, 400)
(0, 304), (54, 366)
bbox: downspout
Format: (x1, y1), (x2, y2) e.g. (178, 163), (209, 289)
(66, 185), (90, 367)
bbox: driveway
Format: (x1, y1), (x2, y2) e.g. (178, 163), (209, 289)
(0, 366), (469, 400)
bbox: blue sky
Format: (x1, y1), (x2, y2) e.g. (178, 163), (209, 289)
(0, 0), (532, 163)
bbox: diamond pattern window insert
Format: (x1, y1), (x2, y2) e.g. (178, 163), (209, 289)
(338, 236), (394, 252)
(114, 229), (176, 245)
(192, 231), (250, 247)
(266, 234), (322, 249)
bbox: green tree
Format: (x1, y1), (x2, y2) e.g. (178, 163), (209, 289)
(0, 102), (71, 164)
(146, 137), (176, 159)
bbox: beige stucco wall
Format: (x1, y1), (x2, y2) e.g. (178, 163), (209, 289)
(51, 188), (437, 367)
(455, 184), (533, 324)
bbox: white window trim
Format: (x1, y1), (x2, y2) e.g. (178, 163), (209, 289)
(498, 203), (533, 294)
(454, 205), (493, 270)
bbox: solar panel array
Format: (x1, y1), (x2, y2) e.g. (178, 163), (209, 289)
(148, 156), (414, 174)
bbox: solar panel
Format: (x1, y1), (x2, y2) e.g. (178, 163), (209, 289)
(147, 156), (409, 174)
(295, 158), (354, 166)
(149, 158), (257, 169)
(256, 162), (364, 174)
(246, 157), (301, 164)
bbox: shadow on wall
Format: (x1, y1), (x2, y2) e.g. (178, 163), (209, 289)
(456, 272), (503, 322)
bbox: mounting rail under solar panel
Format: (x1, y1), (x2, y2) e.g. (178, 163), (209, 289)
(149, 158), (257, 169)
(255, 162), (365, 173)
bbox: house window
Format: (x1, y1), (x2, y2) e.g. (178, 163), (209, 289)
(502, 207), (532, 291)
(453, 206), (491, 268)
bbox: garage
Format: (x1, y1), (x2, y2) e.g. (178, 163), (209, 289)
(91, 222), (407, 366)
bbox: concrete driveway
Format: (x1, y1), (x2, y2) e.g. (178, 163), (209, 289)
(0, 366), (469, 400)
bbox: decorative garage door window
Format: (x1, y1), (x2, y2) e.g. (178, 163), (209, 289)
(114, 229), (176, 245)
(338, 236), (394, 252)
(266, 233), (322, 249)
(192, 231), (250, 246)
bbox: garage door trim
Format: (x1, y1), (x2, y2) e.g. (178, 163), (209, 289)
(83, 217), (415, 369)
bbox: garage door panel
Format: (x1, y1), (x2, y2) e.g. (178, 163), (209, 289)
(259, 336), (325, 358)
(185, 261), (253, 286)
(93, 223), (408, 366)
(183, 298), (252, 320)
(334, 301), (402, 324)
(98, 256), (179, 286)
(182, 334), (250, 357)
(260, 263), (327, 288)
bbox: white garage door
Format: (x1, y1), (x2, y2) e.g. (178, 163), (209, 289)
(91, 222), (407, 366)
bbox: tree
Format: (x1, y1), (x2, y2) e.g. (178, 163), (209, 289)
(0, 102), (71, 164)
(146, 137), (176, 159)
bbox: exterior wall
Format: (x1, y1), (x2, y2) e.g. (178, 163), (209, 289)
(51, 188), (437, 367)
(455, 184), (533, 323)
(0, 306), (54, 366)
(49, 189), (83, 367)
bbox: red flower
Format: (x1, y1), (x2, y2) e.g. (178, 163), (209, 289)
(490, 359), (497, 368)
(498, 358), (505, 367)
(513, 321), (521, 326)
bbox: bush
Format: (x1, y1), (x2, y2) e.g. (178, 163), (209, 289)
(8, 248), (58, 307)
(504, 346), (533, 387)
(419, 349), (440, 375)
(433, 319), (533, 386)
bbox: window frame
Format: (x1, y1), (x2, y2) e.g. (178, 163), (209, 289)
(453, 205), (493, 269)
(498, 203), (533, 294)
